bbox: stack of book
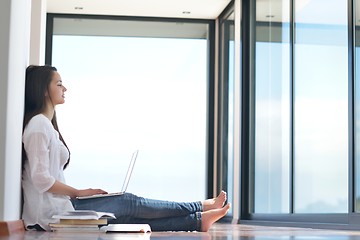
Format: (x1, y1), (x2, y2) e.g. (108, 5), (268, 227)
(50, 210), (116, 232)
(50, 210), (152, 233)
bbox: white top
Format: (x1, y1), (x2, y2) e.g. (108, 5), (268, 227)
(22, 114), (74, 231)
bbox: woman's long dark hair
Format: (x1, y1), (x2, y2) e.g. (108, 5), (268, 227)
(22, 65), (70, 170)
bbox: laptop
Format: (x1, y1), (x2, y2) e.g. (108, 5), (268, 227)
(76, 150), (139, 200)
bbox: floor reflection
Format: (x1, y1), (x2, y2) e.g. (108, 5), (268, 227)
(3, 224), (360, 240)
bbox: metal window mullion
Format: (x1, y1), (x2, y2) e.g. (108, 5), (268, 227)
(348, 0), (355, 216)
(289, 0), (295, 215)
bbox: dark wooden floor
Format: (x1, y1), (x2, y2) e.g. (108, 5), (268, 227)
(4, 224), (360, 239)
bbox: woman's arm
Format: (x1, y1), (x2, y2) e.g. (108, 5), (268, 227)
(47, 180), (108, 198)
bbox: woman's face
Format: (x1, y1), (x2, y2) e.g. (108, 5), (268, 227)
(47, 71), (67, 106)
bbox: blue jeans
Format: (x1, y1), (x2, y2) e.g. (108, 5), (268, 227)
(71, 193), (203, 231)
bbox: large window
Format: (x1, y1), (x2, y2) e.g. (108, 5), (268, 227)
(218, 5), (235, 216)
(248, 0), (348, 220)
(48, 16), (212, 202)
(255, 0), (290, 214)
(293, 0), (348, 213)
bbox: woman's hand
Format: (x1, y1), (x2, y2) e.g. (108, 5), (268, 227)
(47, 181), (107, 198)
(77, 188), (108, 197)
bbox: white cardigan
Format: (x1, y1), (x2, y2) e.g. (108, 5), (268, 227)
(22, 114), (74, 231)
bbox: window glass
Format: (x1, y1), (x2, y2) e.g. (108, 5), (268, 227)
(217, 7), (235, 215)
(226, 11), (235, 215)
(294, 0), (348, 213)
(254, 0), (290, 213)
(52, 18), (209, 202)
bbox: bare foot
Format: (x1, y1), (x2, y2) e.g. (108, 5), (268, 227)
(202, 191), (227, 211)
(201, 203), (230, 232)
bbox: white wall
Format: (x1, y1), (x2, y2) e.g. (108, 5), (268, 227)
(0, 0), (31, 220)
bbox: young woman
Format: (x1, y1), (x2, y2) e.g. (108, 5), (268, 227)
(22, 65), (230, 232)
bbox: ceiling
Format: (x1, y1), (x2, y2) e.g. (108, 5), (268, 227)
(46, 0), (232, 20)
(47, 0), (355, 25)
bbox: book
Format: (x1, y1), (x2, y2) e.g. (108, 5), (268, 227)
(100, 224), (151, 233)
(52, 210), (116, 220)
(49, 223), (151, 234)
(49, 223), (101, 232)
(50, 210), (116, 232)
(59, 218), (108, 225)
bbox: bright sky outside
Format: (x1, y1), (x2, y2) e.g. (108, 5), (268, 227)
(52, 36), (207, 202)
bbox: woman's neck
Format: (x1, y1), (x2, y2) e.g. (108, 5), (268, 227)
(42, 104), (55, 121)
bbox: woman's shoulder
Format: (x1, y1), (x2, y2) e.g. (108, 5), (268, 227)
(25, 114), (53, 133)
(28, 114), (51, 125)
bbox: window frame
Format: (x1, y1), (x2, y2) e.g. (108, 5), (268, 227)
(239, 0), (360, 229)
(45, 13), (216, 199)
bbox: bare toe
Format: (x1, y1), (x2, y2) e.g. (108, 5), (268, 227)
(214, 191), (227, 208)
(201, 203), (230, 232)
(202, 191), (227, 211)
